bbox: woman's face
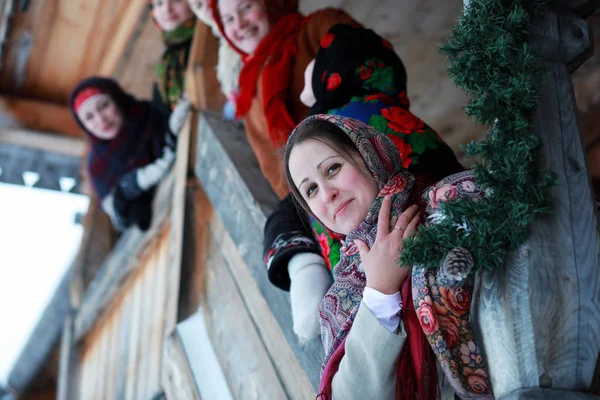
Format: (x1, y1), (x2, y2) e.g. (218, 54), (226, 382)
(76, 94), (123, 140)
(188, 0), (211, 21)
(218, 0), (269, 54)
(152, 0), (194, 32)
(300, 59), (316, 107)
(289, 138), (379, 235)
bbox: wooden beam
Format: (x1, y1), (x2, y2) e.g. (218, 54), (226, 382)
(57, 311), (79, 400)
(185, 20), (226, 112)
(0, 128), (85, 157)
(98, 0), (149, 77)
(161, 113), (192, 337)
(0, 96), (81, 137)
(475, 9), (600, 398)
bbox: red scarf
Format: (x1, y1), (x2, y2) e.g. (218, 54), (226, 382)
(235, 13), (304, 146)
(210, 0), (303, 147)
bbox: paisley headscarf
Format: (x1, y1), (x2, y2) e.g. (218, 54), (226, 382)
(286, 114), (493, 399)
(211, 0), (303, 146)
(152, 4), (196, 110)
(286, 114), (438, 400)
(69, 77), (168, 200)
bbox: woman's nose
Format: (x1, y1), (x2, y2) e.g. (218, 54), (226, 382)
(235, 15), (248, 31)
(320, 185), (337, 203)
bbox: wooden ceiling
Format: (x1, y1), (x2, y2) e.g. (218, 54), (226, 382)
(0, 0), (163, 137)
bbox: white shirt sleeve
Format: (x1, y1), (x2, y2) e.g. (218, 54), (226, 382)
(361, 287), (403, 333)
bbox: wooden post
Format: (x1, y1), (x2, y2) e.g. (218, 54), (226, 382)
(475, 5), (600, 399)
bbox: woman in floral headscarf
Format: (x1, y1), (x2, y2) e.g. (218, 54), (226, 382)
(151, 0), (196, 114)
(299, 24), (467, 284)
(285, 114), (493, 400)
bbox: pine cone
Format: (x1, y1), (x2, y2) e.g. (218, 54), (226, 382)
(438, 247), (474, 287)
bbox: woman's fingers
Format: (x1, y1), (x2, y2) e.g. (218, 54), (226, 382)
(354, 239), (369, 259)
(377, 195), (392, 237)
(392, 204), (419, 235)
(403, 212), (421, 239)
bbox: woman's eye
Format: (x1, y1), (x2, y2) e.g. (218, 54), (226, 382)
(98, 101), (109, 110)
(84, 112), (93, 121)
(326, 163), (341, 176)
(306, 184), (317, 198)
(240, 2), (251, 11)
(223, 15), (234, 24)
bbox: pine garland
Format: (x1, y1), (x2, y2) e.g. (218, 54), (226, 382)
(400, 0), (556, 274)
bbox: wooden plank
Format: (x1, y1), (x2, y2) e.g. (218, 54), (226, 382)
(124, 276), (143, 400)
(185, 20), (225, 112)
(162, 329), (202, 400)
(178, 182), (212, 320)
(475, 10), (600, 398)
(104, 315), (119, 400)
(0, 96), (81, 137)
(96, 323), (110, 400)
(74, 172), (175, 341)
(202, 232), (288, 399)
(97, 0), (148, 76)
(148, 233), (170, 393)
(209, 215), (316, 399)
(115, 289), (135, 400)
(136, 259), (156, 400)
(503, 388), (600, 399)
(162, 114), (192, 336)
(57, 311), (79, 400)
(0, 128), (85, 157)
(194, 112), (322, 390)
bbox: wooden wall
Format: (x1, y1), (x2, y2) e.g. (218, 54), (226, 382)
(77, 226), (171, 400)
(0, 0), (154, 103)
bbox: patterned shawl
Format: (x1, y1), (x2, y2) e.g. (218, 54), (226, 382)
(289, 115), (494, 399)
(287, 114), (439, 400)
(155, 17), (196, 110)
(69, 77), (168, 200)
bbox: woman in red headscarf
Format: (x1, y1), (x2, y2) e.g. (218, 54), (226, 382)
(211, 0), (360, 197)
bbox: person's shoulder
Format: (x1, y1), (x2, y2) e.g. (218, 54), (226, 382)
(302, 8), (360, 30)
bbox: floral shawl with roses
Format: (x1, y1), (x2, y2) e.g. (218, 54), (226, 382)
(290, 115), (493, 399)
(308, 24), (465, 277)
(292, 114), (438, 400)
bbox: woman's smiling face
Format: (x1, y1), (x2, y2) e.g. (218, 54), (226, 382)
(288, 138), (378, 235)
(218, 0), (269, 54)
(152, 0), (194, 32)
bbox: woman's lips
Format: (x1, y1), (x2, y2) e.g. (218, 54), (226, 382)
(333, 199), (353, 220)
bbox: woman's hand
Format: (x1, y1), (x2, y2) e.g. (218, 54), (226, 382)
(354, 197), (420, 295)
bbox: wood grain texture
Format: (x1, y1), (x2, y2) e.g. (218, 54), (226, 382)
(73, 171), (174, 341)
(162, 330), (202, 400)
(0, 96), (81, 137)
(475, 11), (600, 398)
(161, 114), (192, 338)
(203, 231), (288, 400)
(209, 215), (316, 399)
(194, 112), (323, 390)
